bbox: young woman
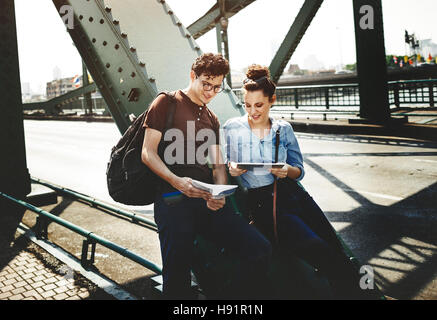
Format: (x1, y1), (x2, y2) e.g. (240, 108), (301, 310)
(223, 65), (373, 299)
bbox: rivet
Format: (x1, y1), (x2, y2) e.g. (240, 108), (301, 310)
(167, 10), (173, 15)
(100, 19), (104, 24)
(130, 47), (136, 52)
(79, 15), (83, 20)
(113, 20), (119, 25)
(131, 72), (136, 78)
(118, 67), (123, 72)
(176, 21), (182, 26)
(92, 38), (96, 43)
(114, 44), (119, 50)
(106, 63), (110, 68)
(121, 91), (126, 95)
(105, 7), (112, 13)
(149, 77), (155, 82)
(89, 17), (93, 22)
(139, 62), (145, 67)
(103, 41), (107, 46)
(185, 34), (191, 38)
(121, 33), (127, 38)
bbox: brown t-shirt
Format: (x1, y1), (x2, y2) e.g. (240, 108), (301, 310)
(143, 90), (221, 193)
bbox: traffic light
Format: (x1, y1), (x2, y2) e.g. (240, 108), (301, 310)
(405, 30), (410, 44)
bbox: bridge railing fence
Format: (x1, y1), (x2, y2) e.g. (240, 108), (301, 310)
(232, 79), (437, 116)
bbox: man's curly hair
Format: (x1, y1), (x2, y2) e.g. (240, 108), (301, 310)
(191, 53), (230, 78)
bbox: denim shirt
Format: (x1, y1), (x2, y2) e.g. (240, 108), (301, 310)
(223, 115), (305, 189)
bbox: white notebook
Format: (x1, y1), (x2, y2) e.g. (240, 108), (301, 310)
(190, 180), (238, 199)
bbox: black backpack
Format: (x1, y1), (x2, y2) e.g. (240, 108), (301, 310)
(106, 91), (177, 205)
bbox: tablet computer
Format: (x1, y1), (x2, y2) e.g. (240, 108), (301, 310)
(236, 162), (286, 170)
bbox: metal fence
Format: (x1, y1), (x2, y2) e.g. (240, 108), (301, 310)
(233, 79), (437, 112)
(0, 190), (162, 274)
(389, 79), (436, 108)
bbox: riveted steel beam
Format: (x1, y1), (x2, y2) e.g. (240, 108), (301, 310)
(269, 0), (324, 84)
(0, 0), (30, 197)
(52, 0), (159, 133)
(52, 0), (243, 133)
(187, 0), (256, 39)
(352, 0), (390, 122)
(82, 60), (94, 115)
(23, 82), (97, 114)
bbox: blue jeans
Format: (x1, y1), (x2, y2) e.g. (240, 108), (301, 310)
(247, 180), (364, 299)
(154, 194), (272, 299)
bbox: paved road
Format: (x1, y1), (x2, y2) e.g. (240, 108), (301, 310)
(23, 120), (437, 299)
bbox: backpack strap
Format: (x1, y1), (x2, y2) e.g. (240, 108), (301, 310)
(161, 91), (177, 133)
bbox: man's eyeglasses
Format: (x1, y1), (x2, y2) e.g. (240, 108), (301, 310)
(195, 73), (224, 93)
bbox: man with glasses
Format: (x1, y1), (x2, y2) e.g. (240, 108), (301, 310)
(141, 53), (271, 299)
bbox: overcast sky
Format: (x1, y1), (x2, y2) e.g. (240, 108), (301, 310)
(14, 0), (437, 94)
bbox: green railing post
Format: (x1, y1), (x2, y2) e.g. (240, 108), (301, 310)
(325, 87), (330, 110)
(81, 238), (97, 269)
(393, 82), (400, 108)
(35, 216), (48, 240)
(294, 88), (299, 109)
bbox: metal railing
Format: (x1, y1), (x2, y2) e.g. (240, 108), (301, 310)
(389, 79), (436, 108)
(232, 79), (437, 114)
(31, 177), (157, 230)
(0, 191), (162, 274)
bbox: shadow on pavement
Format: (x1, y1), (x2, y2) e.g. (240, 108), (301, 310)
(304, 157), (437, 299)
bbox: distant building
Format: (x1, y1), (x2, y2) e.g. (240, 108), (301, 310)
(302, 54), (325, 71)
(420, 39), (437, 56)
(46, 76), (82, 99)
(287, 64), (301, 74)
(21, 82), (32, 102)
(53, 66), (62, 80)
(28, 94), (47, 102)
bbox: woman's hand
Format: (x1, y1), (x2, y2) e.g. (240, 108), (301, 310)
(270, 165), (289, 179)
(228, 162), (247, 177)
(206, 197), (226, 211)
(172, 177), (211, 200)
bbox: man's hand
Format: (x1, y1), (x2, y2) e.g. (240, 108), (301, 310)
(172, 177), (211, 200)
(206, 197), (226, 211)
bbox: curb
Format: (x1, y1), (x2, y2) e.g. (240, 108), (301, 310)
(288, 120), (437, 142)
(16, 223), (138, 300)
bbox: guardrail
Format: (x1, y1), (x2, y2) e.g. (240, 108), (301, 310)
(232, 79), (437, 114)
(31, 177), (157, 230)
(0, 191), (162, 274)
(389, 79), (436, 108)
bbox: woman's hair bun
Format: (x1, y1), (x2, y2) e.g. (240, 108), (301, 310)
(246, 64), (270, 80)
